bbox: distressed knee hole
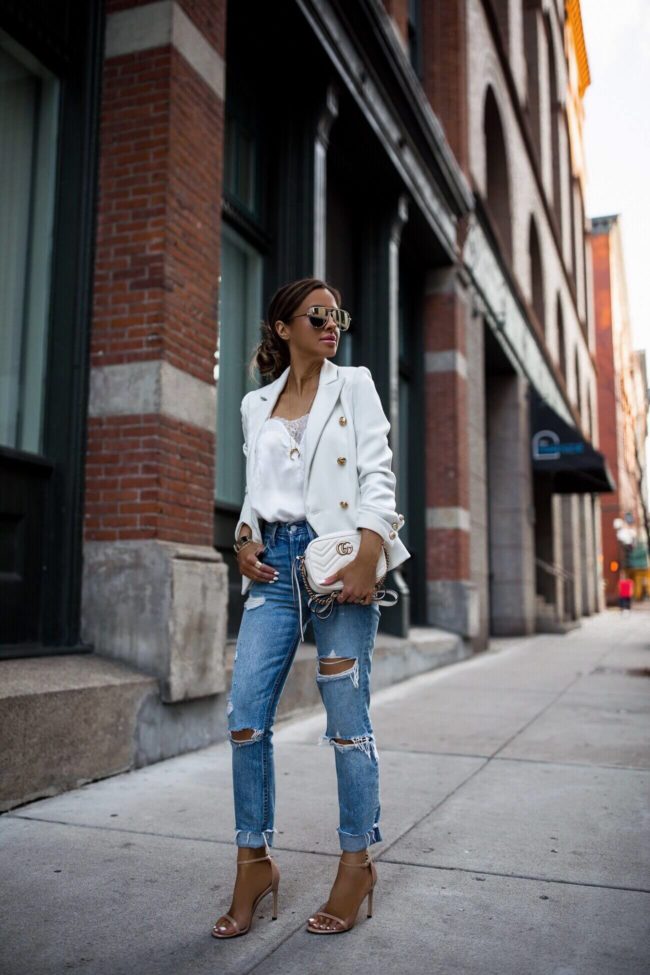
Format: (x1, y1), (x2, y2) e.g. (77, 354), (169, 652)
(318, 732), (377, 759)
(229, 728), (264, 745)
(317, 656), (359, 688)
(318, 656), (355, 675)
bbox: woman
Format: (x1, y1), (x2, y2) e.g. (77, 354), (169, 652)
(212, 278), (410, 939)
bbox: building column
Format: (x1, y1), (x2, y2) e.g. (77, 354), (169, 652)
(313, 85), (339, 278)
(467, 314), (489, 650)
(424, 269), (478, 638)
(561, 494), (583, 620)
(81, 1), (228, 702)
(552, 494), (567, 620)
(579, 493), (597, 615)
(592, 494), (606, 611)
(486, 374), (536, 634)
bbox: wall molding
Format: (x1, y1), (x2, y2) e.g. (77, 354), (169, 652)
(425, 350), (468, 378)
(105, 0), (225, 100)
(426, 506), (471, 531)
(88, 360), (216, 432)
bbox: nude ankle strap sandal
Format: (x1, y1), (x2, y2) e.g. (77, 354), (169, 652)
(306, 853), (378, 934)
(211, 851), (280, 939)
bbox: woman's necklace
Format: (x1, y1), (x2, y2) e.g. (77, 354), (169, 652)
(287, 417), (306, 461)
(279, 385), (319, 461)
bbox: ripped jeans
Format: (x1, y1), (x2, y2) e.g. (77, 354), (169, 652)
(227, 518), (383, 852)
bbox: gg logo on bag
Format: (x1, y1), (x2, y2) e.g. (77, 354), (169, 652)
(336, 541), (354, 556)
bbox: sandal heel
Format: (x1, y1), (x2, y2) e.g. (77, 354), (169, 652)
(211, 848), (279, 939)
(306, 851), (378, 933)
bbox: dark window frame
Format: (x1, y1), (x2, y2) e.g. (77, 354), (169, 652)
(0, 1), (104, 658)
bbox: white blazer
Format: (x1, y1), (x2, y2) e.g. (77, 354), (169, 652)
(235, 357), (411, 595)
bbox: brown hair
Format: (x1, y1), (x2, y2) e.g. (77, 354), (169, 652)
(247, 277), (342, 383)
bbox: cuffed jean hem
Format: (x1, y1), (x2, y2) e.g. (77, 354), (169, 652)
(337, 823), (383, 852)
(235, 827), (277, 848)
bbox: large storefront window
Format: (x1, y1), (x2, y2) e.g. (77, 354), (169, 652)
(215, 223), (264, 506)
(0, 35), (59, 454)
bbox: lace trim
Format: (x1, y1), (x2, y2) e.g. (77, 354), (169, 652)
(269, 412), (309, 444)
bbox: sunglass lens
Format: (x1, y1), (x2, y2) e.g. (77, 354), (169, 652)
(306, 307), (351, 330)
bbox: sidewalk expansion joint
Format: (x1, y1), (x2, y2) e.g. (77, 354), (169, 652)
(377, 857), (650, 895)
(285, 741), (650, 773)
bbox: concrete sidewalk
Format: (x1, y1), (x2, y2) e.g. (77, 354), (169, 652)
(1, 606), (649, 975)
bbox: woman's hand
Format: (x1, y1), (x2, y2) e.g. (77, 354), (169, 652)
(320, 528), (384, 604)
(320, 554), (377, 605)
(237, 541), (278, 584)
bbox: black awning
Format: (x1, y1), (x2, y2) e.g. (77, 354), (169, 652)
(529, 387), (616, 494)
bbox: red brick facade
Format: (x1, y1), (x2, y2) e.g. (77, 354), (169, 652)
(420, 0), (469, 174)
(591, 220), (642, 603)
(423, 277), (471, 583)
(85, 0), (227, 545)
(85, 415), (214, 544)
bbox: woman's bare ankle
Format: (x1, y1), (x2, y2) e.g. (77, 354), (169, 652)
(340, 849), (368, 863)
(237, 844), (268, 861)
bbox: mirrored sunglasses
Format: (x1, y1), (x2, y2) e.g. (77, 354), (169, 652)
(290, 306), (352, 331)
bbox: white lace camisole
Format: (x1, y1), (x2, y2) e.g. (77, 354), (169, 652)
(248, 411), (310, 524)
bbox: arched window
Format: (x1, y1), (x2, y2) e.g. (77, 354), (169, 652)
(524, 4), (541, 157)
(483, 86), (512, 262)
(574, 186), (588, 325)
(545, 16), (562, 234)
(568, 172), (576, 281)
(493, 0), (510, 55)
(556, 295), (566, 380)
(574, 348), (582, 422)
(586, 385), (594, 440)
(528, 216), (544, 333)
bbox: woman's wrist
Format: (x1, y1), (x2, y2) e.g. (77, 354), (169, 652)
(234, 525), (256, 554)
(356, 527), (383, 563)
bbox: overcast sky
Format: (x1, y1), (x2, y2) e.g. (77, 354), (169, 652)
(582, 0), (650, 359)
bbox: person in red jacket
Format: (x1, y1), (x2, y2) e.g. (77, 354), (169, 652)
(618, 575), (633, 612)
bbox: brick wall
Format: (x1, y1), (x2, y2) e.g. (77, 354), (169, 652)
(85, 415), (214, 544)
(420, 0), (469, 174)
(466, 0), (595, 437)
(591, 227), (621, 603)
(85, 0), (226, 545)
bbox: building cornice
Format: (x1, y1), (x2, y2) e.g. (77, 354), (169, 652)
(296, 0), (472, 230)
(566, 0), (591, 98)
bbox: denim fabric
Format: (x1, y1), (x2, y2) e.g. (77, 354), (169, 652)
(226, 518), (383, 852)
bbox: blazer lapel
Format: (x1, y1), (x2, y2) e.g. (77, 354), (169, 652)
(247, 358), (343, 482)
(302, 359), (343, 481)
(247, 366), (290, 462)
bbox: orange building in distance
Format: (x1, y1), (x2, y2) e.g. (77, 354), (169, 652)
(590, 215), (650, 603)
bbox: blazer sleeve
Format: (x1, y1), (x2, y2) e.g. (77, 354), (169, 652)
(350, 366), (405, 550)
(234, 394), (254, 542)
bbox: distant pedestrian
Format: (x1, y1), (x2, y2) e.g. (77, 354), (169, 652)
(618, 575), (633, 612)
(212, 278), (410, 940)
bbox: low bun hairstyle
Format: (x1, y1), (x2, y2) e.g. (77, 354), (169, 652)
(247, 277), (342, 383)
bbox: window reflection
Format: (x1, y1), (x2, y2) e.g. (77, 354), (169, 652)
(0, 36), (59, 454)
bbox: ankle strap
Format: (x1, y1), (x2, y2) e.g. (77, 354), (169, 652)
(237, 852), (272, 864)
(340, 853), (372, 867)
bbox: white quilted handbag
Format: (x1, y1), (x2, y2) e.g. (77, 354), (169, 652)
(296, 528), (399, 618)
